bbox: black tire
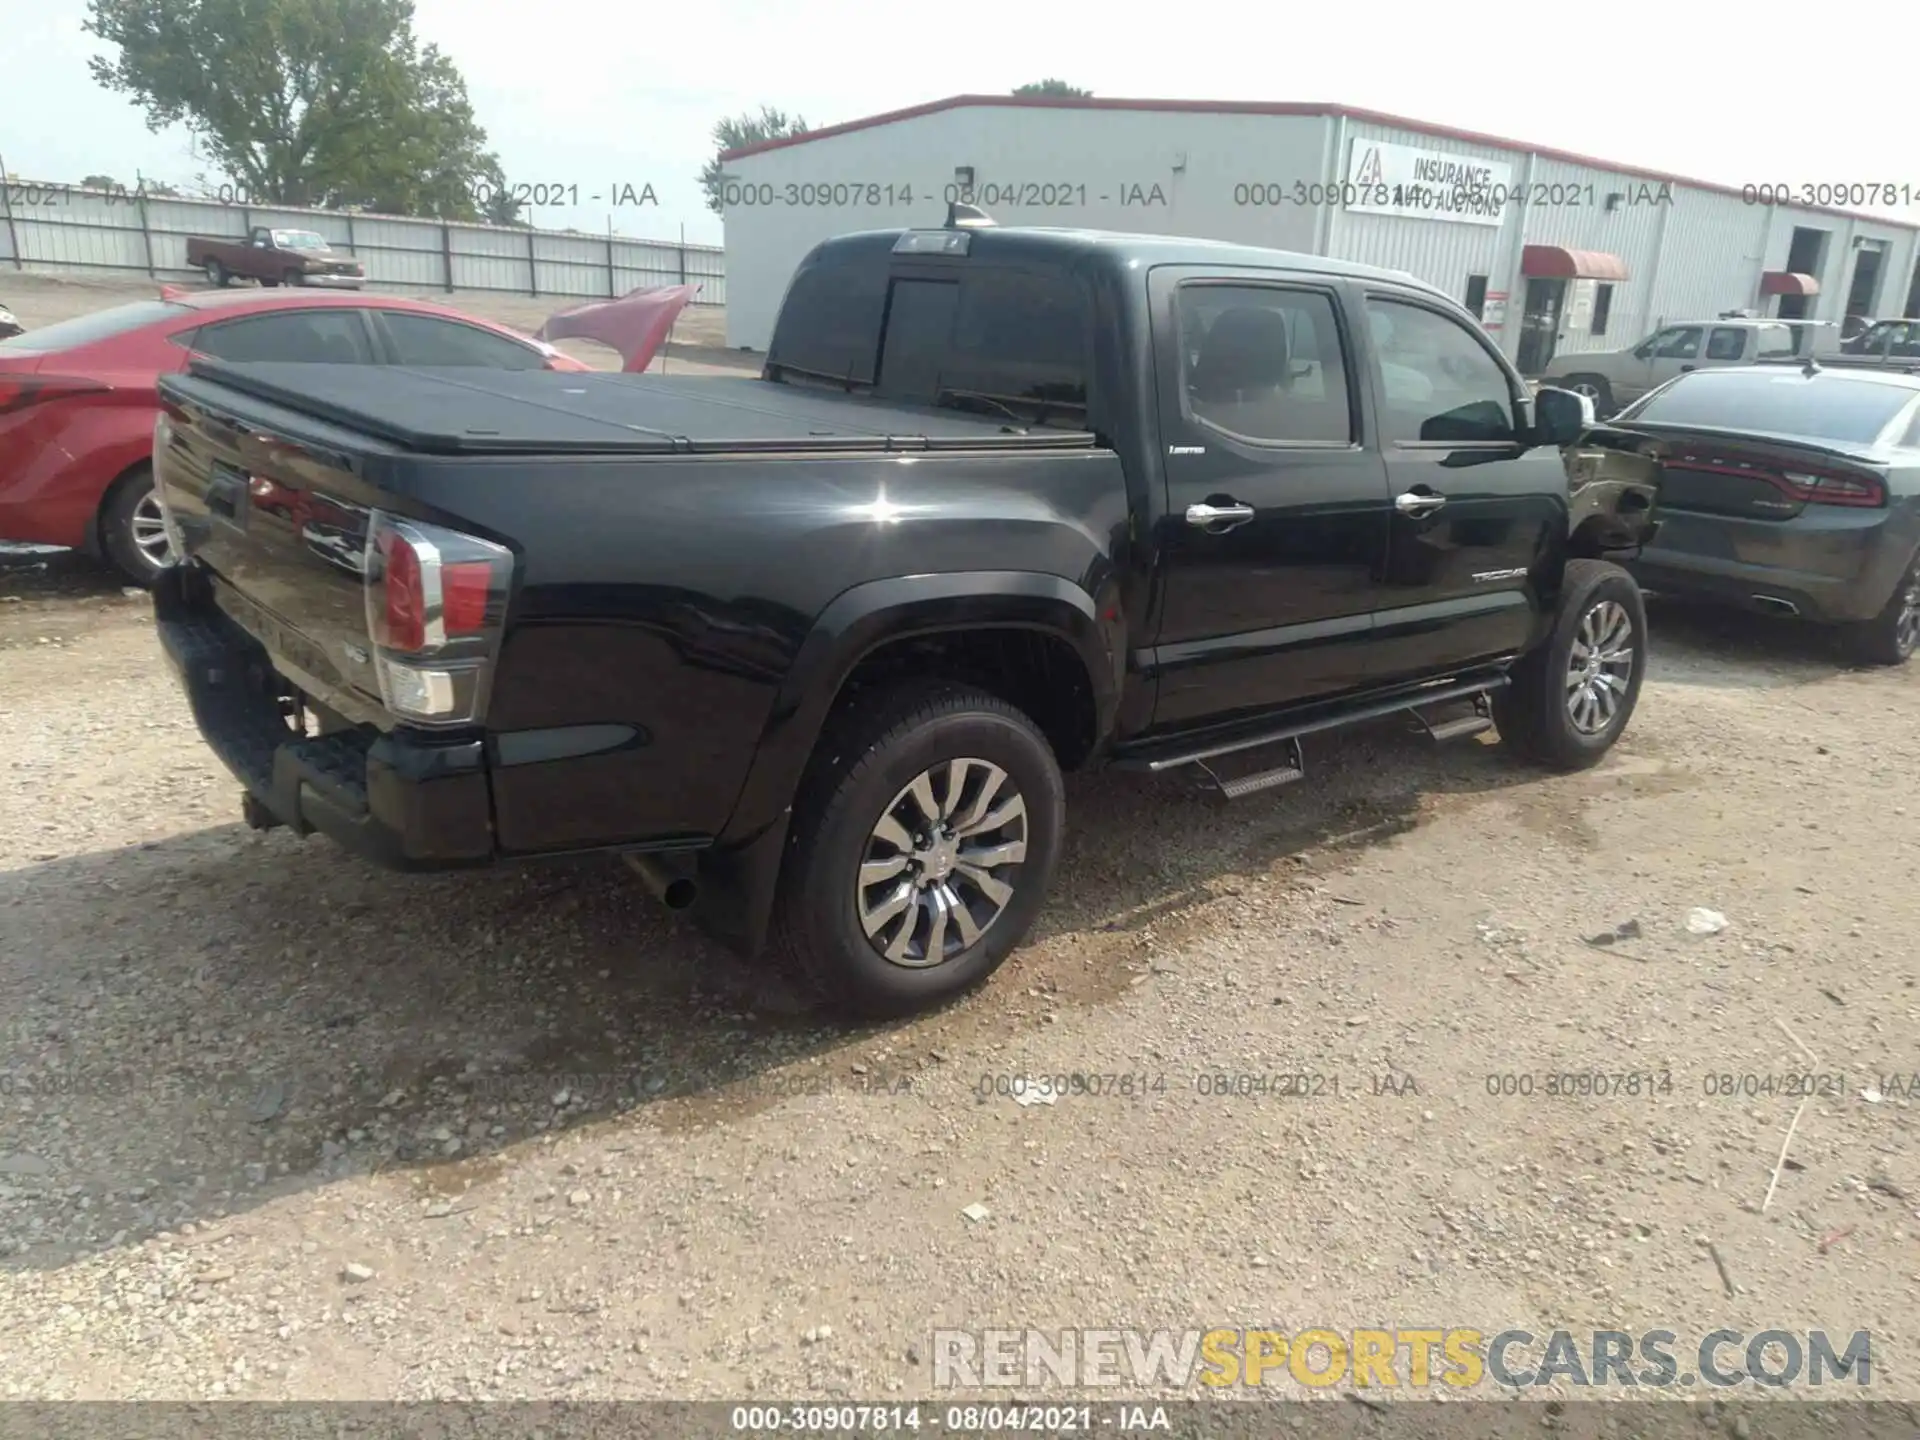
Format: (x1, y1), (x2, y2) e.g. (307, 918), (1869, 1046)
(286, 269), (305, 287)
(1494, 559), (1646, 770)
(204, 259), (228, 288)
(1841, 555), (1920, 666)
(99, 465), (174, 587)
(767, 681), (1065, 1020)
(1560, 373), (1614, 415)
(259, 274), (279, 288)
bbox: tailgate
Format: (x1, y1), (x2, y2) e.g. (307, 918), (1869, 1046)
(154, 378), (396, 726)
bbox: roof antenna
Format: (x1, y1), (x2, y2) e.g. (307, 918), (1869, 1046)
(946, 201), (995, 229)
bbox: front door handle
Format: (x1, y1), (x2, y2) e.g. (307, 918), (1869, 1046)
(1394, 490), (1447, 517)
(1679, 364), (1695, 372)
(1186, 502), (1255, 530)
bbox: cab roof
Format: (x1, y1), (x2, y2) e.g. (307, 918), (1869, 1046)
(813, 224), (1453, 302)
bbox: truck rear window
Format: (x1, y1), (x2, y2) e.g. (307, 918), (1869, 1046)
(770, 259), (1089, 421)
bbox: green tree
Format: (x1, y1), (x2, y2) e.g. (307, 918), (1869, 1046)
(84, 0), (503, 220)
(1012, 79), (1091, 98)
(700, 106), (809, 216)
(81, 173), (121, 190)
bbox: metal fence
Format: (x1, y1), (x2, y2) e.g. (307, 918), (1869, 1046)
(0, 178), (726, 306)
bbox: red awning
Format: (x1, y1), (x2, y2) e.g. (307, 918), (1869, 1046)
(1759, 271), (1819, 296)
(1521, 245), (1630, 281)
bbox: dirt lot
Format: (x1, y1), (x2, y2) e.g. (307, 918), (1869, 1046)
(1, 275), (1917, 1409)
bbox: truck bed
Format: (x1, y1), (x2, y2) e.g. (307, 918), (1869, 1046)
(172, 359), (1099, 456)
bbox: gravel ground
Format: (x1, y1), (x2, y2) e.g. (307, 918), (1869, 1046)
(1, 277), (1917, 1408)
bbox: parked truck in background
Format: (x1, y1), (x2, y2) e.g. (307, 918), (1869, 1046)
(185, 228), (366, 290)
(150, 216), (1662, 1019)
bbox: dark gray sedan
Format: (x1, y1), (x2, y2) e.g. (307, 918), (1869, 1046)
(1613, 362), (1920, 664)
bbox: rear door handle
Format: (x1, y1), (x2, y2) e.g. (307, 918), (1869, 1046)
(1394, 491), (1447, 517)
(1186, 502), (1255, 530)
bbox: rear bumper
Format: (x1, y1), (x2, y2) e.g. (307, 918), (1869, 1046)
(1624, 508), (1911, 624)
(154, 565), (494, 870)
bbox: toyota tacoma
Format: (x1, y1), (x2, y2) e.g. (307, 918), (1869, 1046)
(150, 214), (1662, 1017)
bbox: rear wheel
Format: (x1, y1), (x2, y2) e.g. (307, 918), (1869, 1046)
(100, 464), (175, 587)
(767, 682), (1065, 1019)
(1494, 559), (1646, 770)
(1560, 373), (1614, 414)
(1843, 555), (1920, 666)
(203, 259), (228, 287)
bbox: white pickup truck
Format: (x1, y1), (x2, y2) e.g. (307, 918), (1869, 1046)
(1540, 318), (1839, 415)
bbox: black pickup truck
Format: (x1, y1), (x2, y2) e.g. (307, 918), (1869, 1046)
(150, 215), (1661, 1017)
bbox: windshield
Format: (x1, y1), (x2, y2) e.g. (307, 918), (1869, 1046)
(0, 299), (186, 354)
(1624, 369), (1917, 446)
(272, 230), (330, 251)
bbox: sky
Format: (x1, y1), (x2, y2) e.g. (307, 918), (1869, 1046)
(6, 0), (1917, 251)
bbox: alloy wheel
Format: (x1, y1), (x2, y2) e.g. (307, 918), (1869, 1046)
(856, 758), (1028, 968)
(1565, 599), (1635, 734)
(130, 490), (178, 571)
(1896, 574), (1920, 657)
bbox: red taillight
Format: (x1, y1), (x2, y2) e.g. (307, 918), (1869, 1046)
(1778, 469), (1886, 507)
(364, 511), (515, 725)
(382, 535), (428, 652)
(0, 374), (110, 415)
(441, 561), (494, 634)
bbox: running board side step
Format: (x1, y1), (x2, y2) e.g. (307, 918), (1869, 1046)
(1194, 737), (1306, 799)
(1116, 672), (1510, 775)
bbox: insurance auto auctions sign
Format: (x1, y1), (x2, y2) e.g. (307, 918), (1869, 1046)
(1344, 139), (1510, 226)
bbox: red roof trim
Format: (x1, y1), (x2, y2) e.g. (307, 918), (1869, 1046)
(1522, 245), (1630, 281)
(720, 95), (1920, 233)
(1759, 270), (1820, 296)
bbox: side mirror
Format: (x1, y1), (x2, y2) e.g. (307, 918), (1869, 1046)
(1532, 386), (1593, 447)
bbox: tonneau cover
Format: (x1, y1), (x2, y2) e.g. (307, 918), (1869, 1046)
(170, 360), (1098, 455)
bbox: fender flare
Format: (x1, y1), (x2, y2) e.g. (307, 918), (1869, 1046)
(718, 570), (1123, 844)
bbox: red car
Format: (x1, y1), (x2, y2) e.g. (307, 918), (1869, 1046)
(0, 289), (591, 584)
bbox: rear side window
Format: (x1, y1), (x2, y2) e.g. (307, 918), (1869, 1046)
(1706, 327), (1747, 360)
(1365, 298), (1516, 444)
(188, 310), (376, 364)
(380, 312), (544, 368)
(0, 299), (187, 354)
(1175, 284), (1354, 444)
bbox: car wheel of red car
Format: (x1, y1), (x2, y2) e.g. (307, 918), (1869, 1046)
(100, 465), (176, 587)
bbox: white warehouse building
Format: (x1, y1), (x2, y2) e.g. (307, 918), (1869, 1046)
(718, 95), (1920, 376)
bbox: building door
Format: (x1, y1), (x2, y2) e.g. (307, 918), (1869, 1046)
(1515, 277), (1566, 376)
(1847, 243), (1886, 323)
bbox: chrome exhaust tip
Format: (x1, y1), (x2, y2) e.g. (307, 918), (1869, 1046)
(623, 852), (698, 910)
(1751, 594), (1800, 616)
